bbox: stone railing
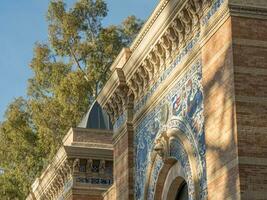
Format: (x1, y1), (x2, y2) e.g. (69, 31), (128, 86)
(28, 156), (114, 200)
(41, 159), (73, 200)
(26, 148), (73, 200)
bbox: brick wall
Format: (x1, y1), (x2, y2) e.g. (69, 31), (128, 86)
(232, 16), (267, 199)
(202, 16), (241, 199)
(113, 124), (134, 200)
(72, 128), (113, 144)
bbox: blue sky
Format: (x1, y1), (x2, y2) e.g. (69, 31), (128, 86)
(0, 0), (157, 121)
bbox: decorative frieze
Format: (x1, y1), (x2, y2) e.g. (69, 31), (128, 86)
(134, 35), (200, 114)
(103, 84), (129, 123)
(100, 0), (228, 130)
(40, 159), (73, 200)
(76, 177), (113, 185)
(28, 127), (113, 200)
(126, 0), (211, 102)
(202, 0), (224, 24)
(101, 0), (215, 125)
(38, 158), (113, 200)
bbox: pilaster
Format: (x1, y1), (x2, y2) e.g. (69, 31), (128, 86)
(229, 1), (267, 198)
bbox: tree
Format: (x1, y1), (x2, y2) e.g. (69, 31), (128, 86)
(0, 0), (143, 199)
(0, 98), (43, 199)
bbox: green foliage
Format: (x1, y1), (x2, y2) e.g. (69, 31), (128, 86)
(0, 98), (43, 199)
(0, 0), (143, 199)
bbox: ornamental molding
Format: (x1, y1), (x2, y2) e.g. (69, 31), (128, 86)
(152, 117), (199, 161)
(145, 117), (205, 200)
(102, 84), (129, 123)
(130, 0), (170, 51)
(27, 128), (114, 200)
(229, 3), (267, 19)
(97, 68), (130, 123)
(126, 0), (211, 101)
(97, 0), (267, 126)
(29, 149), (73, 200)
(41, 159), (73, 200)
(98, 0), (213, 124)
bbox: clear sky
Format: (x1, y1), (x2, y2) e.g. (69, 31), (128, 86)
(0, 0), (158, 121)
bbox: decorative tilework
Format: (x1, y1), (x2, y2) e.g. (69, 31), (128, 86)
(202, 0), (225, 25)
(76, 177), (113, 185)
(147, 156), (164, 200)
(113, 0), (225, 131)
(134, 34), (200, 114)
(170, 139), (194, 200)
(134, 0), (226, 116)
(114, 112), (126, 131)
(133, 0), (226, 198)
(134, 60), (206, 200)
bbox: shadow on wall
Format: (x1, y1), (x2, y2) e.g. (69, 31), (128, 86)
(203, 25), (240, 199)
(161, 1), (239, 199)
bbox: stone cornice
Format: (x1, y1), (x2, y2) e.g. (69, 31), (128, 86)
(98, 0), (213, 123)
(129, 0), (171, 51)
(64, 145), (113, 160)
(229, 0), (267, 9)
(63, 127), (113, 146)
(110, 48), (131, 72)
(28, 128), (114, 200)
(30, 147), (72, 200)
(229, 3), (267, 19)
(97, 68), (126, 106)
(125, 0), (211, 100)
(97, 68), (129, 123)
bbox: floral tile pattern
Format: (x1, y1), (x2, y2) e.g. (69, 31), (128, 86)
(134, 60), (207, 199)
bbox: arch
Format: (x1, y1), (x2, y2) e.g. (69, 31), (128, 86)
(144, 116), (205, 200)
(153, 138), (196, 200)
(162, 160), (186, 200)
(175, 181), (188, 200)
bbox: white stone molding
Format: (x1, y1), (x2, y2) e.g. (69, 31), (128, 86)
(126, 0), (211, 102)
(98, 1), (214, 125)
(162, 161), (186, 200)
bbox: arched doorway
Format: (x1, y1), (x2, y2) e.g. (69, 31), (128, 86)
(144, 117), (207, 200)
(165, 176), (189, 200)
(175, 181), (188, 200)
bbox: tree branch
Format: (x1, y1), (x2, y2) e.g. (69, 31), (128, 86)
(68, 46), (89, 82)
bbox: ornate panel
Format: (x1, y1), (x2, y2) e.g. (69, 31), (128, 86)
(133, 0), (226, 199)
(134, 60), (206, 199)
(147, 157), (164, 200)
(147, 139), (194, 200)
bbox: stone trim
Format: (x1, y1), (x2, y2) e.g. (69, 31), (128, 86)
(127, 0), (210, 101)
(229, 3), (267, 19)
(98, 0), (213, 124)
(239, 156), (267, 166)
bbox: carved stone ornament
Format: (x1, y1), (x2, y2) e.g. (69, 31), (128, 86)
(153, 127), (169, 160)
(102, 0), (212, 124)
(39, 159), (73, 200)
(126, 0), (212, 101)
(73, 158), (80, 172)
(103, 84), (130, 123)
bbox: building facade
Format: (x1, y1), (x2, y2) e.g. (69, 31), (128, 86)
(27, 103), (114, 200)
(28, 0), (267, 199)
